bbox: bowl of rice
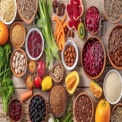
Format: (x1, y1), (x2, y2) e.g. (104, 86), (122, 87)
(103, 69), (122, 105)
(0, 0), (17, 25)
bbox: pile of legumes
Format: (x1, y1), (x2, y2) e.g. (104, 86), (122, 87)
(108, 25), (122, 67)
(104, 0), (122, 22)
(111, 105), (122, 122)
(0, 0), (16, 22)
(83, 37), (104, 77)
(9, 99), (22, 121)
(29, 95), (46, 122)
(17, 0), (36, 20)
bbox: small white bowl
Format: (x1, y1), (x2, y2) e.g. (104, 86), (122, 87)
(0, 0), (17, 25)
(103, 69), (122, 105)
(61, 40), (78, 70)
(25, 28), (44, 60)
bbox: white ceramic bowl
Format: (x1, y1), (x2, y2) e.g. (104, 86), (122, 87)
(25, 28), (44, 60)
(61, 40), (78, 70)
(0, 0), (17, 25)
(103, 69), (122, 105)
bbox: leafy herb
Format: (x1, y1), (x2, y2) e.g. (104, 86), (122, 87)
(36, 0), (59, 70)
(0, 43), (14, 114)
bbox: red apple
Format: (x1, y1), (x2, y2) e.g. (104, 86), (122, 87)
(34, 76), (42, 88)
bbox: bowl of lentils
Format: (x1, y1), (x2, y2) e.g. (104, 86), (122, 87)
(82, 36), (106, 79)
(104, 0), (122, 23)
(108, 24), (122, 69)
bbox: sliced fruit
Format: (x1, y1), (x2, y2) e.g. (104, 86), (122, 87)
(78, 22), (85, 39)
(90, 80), (102, 98)
(65, 71), (79, 94)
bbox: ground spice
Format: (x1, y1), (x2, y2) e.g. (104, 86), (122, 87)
(11, 24), (24, 45)
(17, 0), (36, 20)
(49, 85), (67, 117)
(0, 0), (15, 22)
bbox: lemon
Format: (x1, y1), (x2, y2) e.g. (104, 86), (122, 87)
(41, 76), (53, 91)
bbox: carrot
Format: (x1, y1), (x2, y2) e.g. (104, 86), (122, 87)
(21, 90), (32, 102)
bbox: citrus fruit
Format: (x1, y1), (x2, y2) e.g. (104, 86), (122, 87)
(0, 21), (9, 45)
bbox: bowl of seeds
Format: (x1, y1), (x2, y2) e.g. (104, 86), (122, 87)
(51, 63), (64, 83)
(17, 0), (38, 24)
(104, 0), (122, 23)
(0, 0), (17, 25)
(10, 21), (26, 48)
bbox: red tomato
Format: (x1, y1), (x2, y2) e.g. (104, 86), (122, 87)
(34, 76), (42, 88)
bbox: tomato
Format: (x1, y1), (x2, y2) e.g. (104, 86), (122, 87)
(34, 76), (42, 88)
(95, 99), (111, 122)
(26, 75), (34, 90)
(28, 60), (37, 73)
(0, 21), (9, 45)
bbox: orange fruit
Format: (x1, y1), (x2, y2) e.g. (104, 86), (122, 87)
(0, 21), (9, 45)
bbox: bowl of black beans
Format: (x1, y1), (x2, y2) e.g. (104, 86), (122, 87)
(29, 94), (47, 122)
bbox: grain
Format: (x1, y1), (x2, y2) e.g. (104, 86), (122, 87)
(11, 24), (24, 45)
(104, 71), (121, 103)
(0, 0), (16, 22)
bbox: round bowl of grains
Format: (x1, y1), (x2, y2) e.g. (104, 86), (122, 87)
(10, 21), (26, 48)
(104, 0), (122, 23)
(103, 69), (122, 105)
(0, 0), (17, 25)
(111, 103), (122, 122)
(108, 24), (122, 69)
(51, 63), (64, 83)
(17, 0), (38, 24)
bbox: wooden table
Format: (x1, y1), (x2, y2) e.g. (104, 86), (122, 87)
(0, 0), (122, 121)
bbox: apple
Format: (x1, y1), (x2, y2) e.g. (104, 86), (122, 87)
(34, 76), (42, 88)
(26, 75), (34, 90)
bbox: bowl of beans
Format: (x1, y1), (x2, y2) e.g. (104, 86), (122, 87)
(10, 48), (27, 78)
(10, 21), (26, 48)
(104, 0), (122, 23)
(9, 99), (23, 122)
(82, 36), (106, 79)
(61, 40), (78, 70)
(0, 0), (17, 25)
(29, 94), (47, 122)
(51, 63), (64, 83)
(108, 24), (122, 69)
(111, 103), (122, 122)
(73, 92), (94, 122)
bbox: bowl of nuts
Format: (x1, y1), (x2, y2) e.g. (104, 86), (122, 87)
(73, 92), (94, 122)
(108, 24), (122, 69)
(61, 40), (78, 70)
(51, 63), (64, 83)
(10, 48), (27, 77)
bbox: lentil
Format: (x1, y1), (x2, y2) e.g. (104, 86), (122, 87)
(11, 24), (25, 45)
(49, 85), (67, 117)
(0, 0), (16, 22)
(17, 0), (36, 20)
(104, 71), (121, 103)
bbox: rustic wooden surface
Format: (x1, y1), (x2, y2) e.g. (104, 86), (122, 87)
(0, 0), (122, 122)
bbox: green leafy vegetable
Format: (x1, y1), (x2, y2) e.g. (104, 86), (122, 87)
(36, 0), (59, 70)
(0, 43), (14, 114)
